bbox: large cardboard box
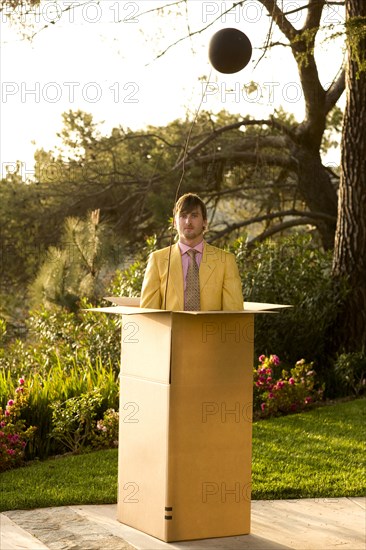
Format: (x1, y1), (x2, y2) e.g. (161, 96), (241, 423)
(92, 299), (288, 542)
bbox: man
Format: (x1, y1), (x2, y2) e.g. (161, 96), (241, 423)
(140, 193), (244, 311)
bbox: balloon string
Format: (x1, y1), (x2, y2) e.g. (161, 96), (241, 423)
(163, 68), (213, 310)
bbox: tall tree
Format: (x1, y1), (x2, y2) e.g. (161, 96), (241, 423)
(133, 0), (345, 249)
(332, 0), (366, 350)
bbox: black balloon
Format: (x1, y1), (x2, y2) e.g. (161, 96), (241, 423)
(209, 28), (252, 74)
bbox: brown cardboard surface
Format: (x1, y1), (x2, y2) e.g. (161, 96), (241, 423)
(118, 376), (170, 541)
(167, 313), (253, 541)
(121, 313), (172, 384)
(116, 311), (254, 542)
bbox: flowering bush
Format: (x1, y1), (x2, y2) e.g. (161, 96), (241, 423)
(0, 378), (36, 472)
(254, 355), (324, 418)
(91, 408), (119, 450)
(50, 393), (119, 453)
(50, 389), (103, 454)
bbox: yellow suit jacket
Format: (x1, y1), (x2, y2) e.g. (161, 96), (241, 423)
(140, 242), (244, 311)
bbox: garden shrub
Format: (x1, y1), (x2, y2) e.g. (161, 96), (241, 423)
(107, 235), (156, 298)
(253, 354), (324, 418)
(334, 351), (366, 396)
(50, 389), (104, 454)
(91, 408), (119, 450)
(230, 234), (349, 393)
(0, 378), (36, 472)
(0, 358), (119, 459)
(0, 299), (121, 379)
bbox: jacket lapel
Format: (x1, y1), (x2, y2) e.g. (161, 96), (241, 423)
(200, 242), (217, 291)
(164, 243), (184, 310)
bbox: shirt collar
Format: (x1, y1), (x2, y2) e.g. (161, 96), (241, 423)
(178, 240), (204, 256)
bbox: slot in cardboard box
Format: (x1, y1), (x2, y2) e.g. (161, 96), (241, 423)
(90, 298), (290, 542)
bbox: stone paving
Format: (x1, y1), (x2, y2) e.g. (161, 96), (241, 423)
(3, 507), (135, 550)
(1, 498), (365, 550)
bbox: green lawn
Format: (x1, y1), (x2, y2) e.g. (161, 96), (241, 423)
(252, 398), (365, 499)
(1, 398), (365, 512)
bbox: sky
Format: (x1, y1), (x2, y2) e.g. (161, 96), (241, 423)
(0, 0), (346, 180)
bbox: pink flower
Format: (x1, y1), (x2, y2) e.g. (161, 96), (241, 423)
(0, 421), (5, 427)
(7, 400), (14, 407)
(270, 354), (280, 366)
(276, 381), (285, 389)
(4, 410), (10, 417)
(97, 420), (107, 432)
(18, 378), (25, 386)
(305, 397), (312, 404)
(261, 403), (266, 411)
(289, 377), (295, 385)
(268, 393), (274, 399)
(0, 431), (4, 438)
(6, 449), (16, 455)
(258, 355), (266, 363)
(16, 387), (24, 393)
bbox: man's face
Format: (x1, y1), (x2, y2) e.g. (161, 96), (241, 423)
(174, 207), (206, 246)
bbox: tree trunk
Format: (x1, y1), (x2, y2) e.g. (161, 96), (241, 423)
(293, 147), (338, 250)
(332, 0), (366, 350)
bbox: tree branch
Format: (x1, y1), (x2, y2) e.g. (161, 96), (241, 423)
(207, 208), (336, 241)
(203, 183), (297, 200)
(304, 0), (326, 32)
(184, 151), (297, 171)
(282, 2), (344, 17)
(173, 117), (296, 171)
(258, 0), (299, 42)
(144, 1), (247, 64)
(233, 135), (290, 151)
(248, 218), (319, 245)
(325, 67), (346, 113)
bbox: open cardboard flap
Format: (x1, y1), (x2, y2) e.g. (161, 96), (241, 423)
(91, 296), (292, 314)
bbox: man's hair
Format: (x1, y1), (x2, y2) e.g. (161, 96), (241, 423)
(173, 193), (207, 220)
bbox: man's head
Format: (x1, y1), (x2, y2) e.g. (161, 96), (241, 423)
(173, 193), (207, 246)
